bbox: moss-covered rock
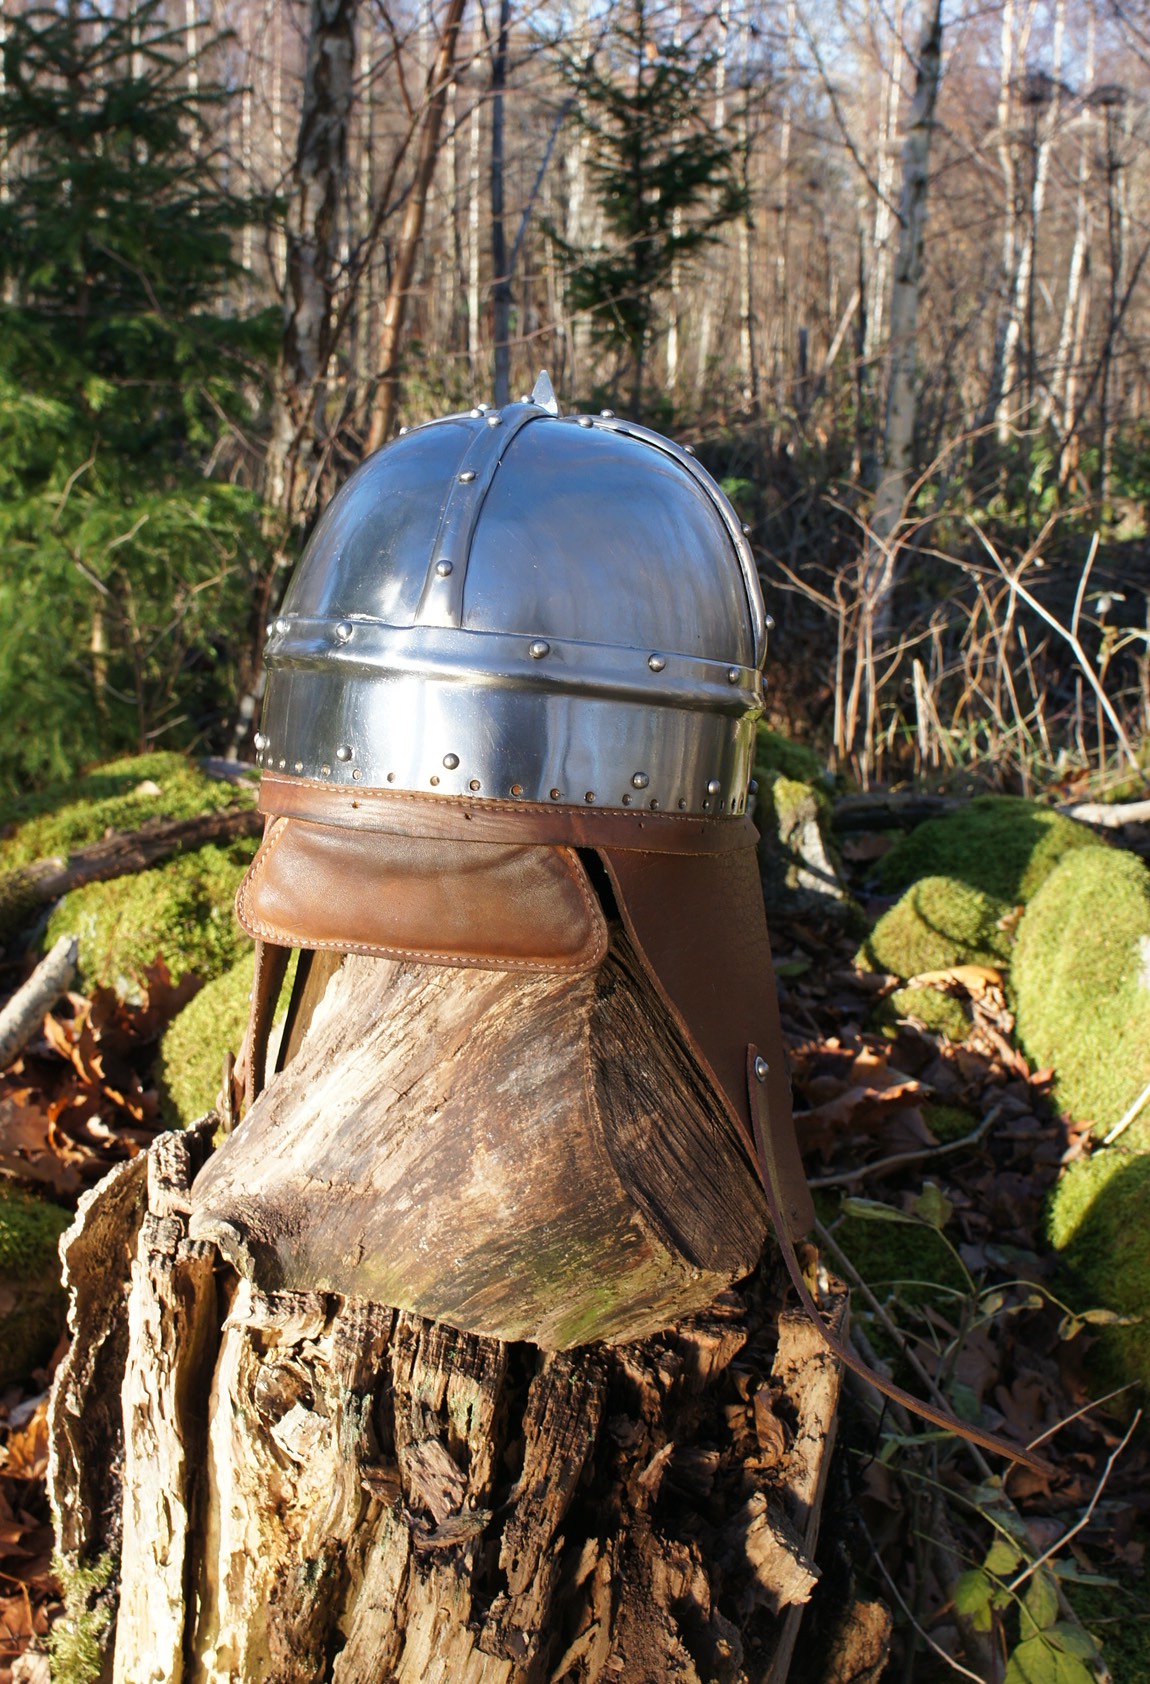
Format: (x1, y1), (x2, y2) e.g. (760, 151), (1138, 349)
(0, 1183), (70, 1384)
(1047, 1150), (1150, 1394)
(45, 838), (254, 997)
(859, 875), (1012, 978)
(885, 984), (972, 1041)
(155, 948), (298, 1127)
(754, 724), (825, 787)
(0, 750), (252, 871)
(878, 795), (1106, 904)
(1013, 847), (1150, 1136)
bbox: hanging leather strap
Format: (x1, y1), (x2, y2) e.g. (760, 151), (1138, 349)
(746, 1045), (1050, 1475)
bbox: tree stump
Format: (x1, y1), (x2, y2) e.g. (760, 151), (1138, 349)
(48, 936), (848, 1683)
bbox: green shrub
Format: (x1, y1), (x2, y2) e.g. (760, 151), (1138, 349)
(1013, 848), (1150, 1136)
(879, 796), (1105, 904)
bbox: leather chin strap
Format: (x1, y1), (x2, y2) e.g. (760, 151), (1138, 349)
(747, 1045), (1051, 1476)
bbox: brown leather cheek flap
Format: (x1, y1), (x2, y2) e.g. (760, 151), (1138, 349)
(235, 817), (608, 973)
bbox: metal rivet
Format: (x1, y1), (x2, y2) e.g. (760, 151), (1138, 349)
(684, 444), (696, 456)
(649, 799), (659, 810)
(520, 393), (531, 403)
(335, 621), (352, 643)
(436, 559), (453, 577)
(706, 778), (722, 796)
(510, 783), (523, 796)
(443, 753), (459, 770)
(336, 745), (353, 762)
(477, 403), (490, 412)
(765, 614), (775, 632)
(430, 775), (440, 786)
(743, 523), (752, 535)
(550, 788), (561, 800)
(275, 618), (288, 634)
(530, 640), (550, 659)
(486, 413), (502, 427)
(352, 769), (362, 780)
(470, 408), (481, 417)
(294, 760), (303, 773)
(578, 416), (593, 428)
(387, 772), (396, 783)
(754, 1056), (769, 1082)
(399, 426), (408, 435)
(647, 654), (666, 672)
(749, 778), (758, 795)
(584, 791), (596, 804)
(600, 408), (615, 418)
(631, 772), (649, 789)
(622, 794), (632, 806)
(278, 758), (286, 769)
(727, 667), (740, 684)
(254, 732), (265, 750)
(321, 765), (331, 776)
(677, 799), (687, 810)
(458, 470), (476, 484)
(703, 799), (712, 811)
(469, 779), (481, 791)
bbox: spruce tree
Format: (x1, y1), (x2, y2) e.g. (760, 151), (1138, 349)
(553, 0), (743, 417)
(0, 1), (276, 794)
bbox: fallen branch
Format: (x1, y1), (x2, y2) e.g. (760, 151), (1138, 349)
(807, 1107), (1001, 1190)
(0, 934), (78, 1068)
(1059, 798), (1150, 830)
(0, 806), (261, 946)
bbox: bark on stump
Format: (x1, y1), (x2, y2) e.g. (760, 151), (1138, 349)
(49, 936), (848, 1683)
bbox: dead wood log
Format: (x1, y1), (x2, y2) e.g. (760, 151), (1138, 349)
(0, 807), (262, 947)
(50, 935), (853, 1683)
(0, 934), (77, 1068)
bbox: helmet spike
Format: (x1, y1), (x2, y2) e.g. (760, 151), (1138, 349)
(530, 369), (559, 415)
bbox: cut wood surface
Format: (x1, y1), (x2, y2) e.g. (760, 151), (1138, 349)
(51, 1123), (848, 1684)
(191, 937), (769, 1347)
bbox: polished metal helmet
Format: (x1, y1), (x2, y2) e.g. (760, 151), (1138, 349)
(254, 372), (766, 819)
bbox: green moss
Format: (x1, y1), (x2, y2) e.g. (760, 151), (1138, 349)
(859, 875), (1012, 978)
(923, 1102), (980, 1143)
(884, 984), (972, 1041)
(48, 1551), (115, 1684)
(44, 838), (254, 996)
(156, 948), (298, 1127)
(0, 1184), (70, 1384)
(1067, 1576), (1150, 1682)
(0, 751), (252, 872)
(1014, 848), (1150, 1136)
(878, 795), (1106, 904)
(753, 724), (825, 786)
(1048, 1151), (1150, 1393)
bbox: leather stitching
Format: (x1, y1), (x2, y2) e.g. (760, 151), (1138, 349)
(235, 819), (608, 974)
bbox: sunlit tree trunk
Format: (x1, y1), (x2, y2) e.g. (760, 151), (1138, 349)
(490, 0), (512, 407)
(365, 0), (467, 452)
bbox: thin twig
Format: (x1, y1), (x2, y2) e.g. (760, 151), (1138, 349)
(1027, 1384), (1137, 1450)
(1006, 1410), (1143, 1594)
(807, 1108), (1000, 1190)
(1101, 1076), (1150, 1146)
(858, 1515), (987, 1683)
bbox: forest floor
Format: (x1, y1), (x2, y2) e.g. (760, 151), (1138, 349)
(0, 837), (1148, 1683)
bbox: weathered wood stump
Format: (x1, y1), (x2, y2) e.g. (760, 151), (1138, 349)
(48, 936), (852, 1683)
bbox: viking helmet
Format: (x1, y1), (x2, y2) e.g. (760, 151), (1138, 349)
(236, 375), (813, 1241)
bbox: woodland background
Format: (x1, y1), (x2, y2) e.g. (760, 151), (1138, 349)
(2, 0), (1150, 796)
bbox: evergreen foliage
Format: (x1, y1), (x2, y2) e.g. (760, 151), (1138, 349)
(550, 0), (743, 413)
(0, 2), (276, 796)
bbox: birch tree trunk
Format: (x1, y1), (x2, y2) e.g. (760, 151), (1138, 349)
(365, 0), (468, 453)
(48, 944), (854, 1684)
(855, 0), (943, 773)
